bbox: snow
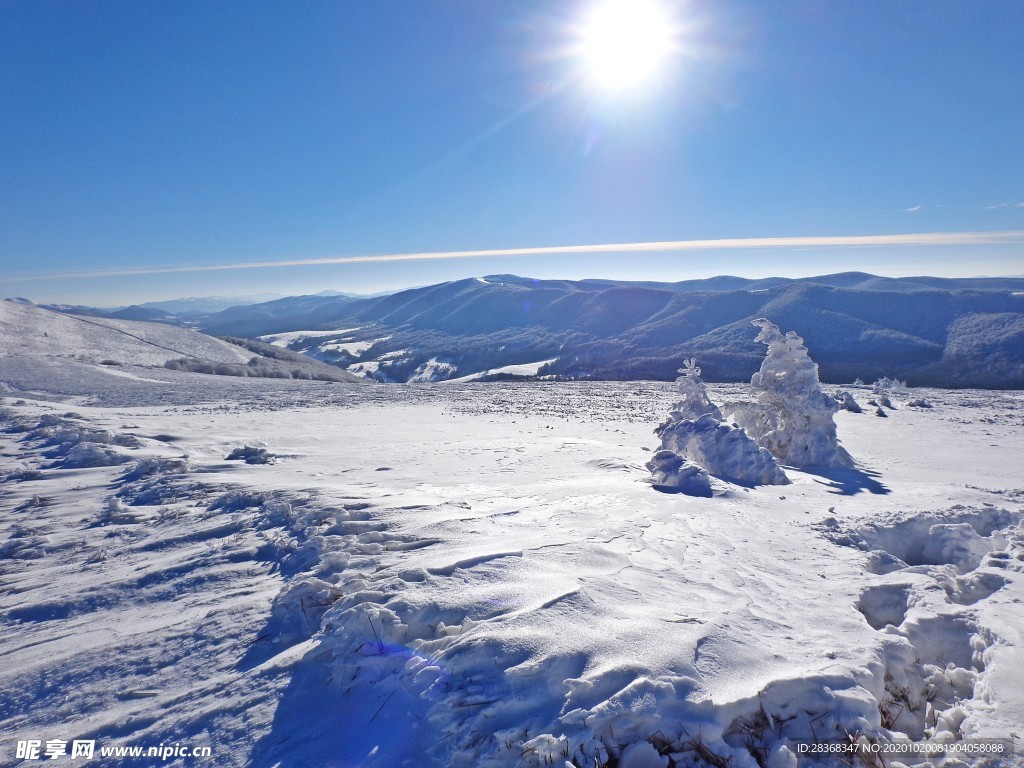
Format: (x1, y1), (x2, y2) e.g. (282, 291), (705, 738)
(0, 300), (360, 387)
(645, 449), (712, 496)
(445, 358), (559, 383)
(731, 319), (853, 469)
(256, 329), (395, 371)
(407, 357), (459, 383)
(87, 364), (172, 384)
(0, 299), (252, 367)
(257, 328), (390, 366)
(318, 340), (375, 357)
(1, 329), (1023, 766)
(833, 389), (863, 413)
(257, 328), (361, 347)
(346, 360), (386, 379)
(652, 359), (788, 489)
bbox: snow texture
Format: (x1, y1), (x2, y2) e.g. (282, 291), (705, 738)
(2, 386), (1022, 767)
(407, 357), (459, 383)
(833, 389), (863, 413)
(652, 359), (788, 489)
(645, 449), (713, 496)
(226, 445), (277, 465)
(732, 319), (854, 468)
(1, 310), (1023, 768)
(0, 299), (253, 367)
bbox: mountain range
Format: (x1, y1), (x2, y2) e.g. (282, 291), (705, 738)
(187, 272), (1024, 388)
(15, 272), (1024, 388)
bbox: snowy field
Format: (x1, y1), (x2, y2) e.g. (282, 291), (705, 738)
(2, 368), (1023, 768)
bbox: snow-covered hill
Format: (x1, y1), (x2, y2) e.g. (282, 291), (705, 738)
(1, 326), (1022, 766)
(0, 299), (255, 367)
(0, 300), (364, 393)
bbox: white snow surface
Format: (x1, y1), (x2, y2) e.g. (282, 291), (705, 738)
(257, 328), (361, 347)
(653, 360), (788, 488)
(257, 328), (393, 371)
(345, 360), (388, 380)
(0, 300), (252, 367)
(317, 340), (375, 357)
(1, 366), (1023, 767)
(407, 357), (458, 383)
(446, 358), (559, 383)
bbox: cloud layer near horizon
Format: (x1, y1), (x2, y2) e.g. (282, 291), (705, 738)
(5, 230), (1024, 282)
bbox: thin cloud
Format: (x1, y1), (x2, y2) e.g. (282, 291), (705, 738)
(5, 230), (1024, 282)
(906, 205), (923, 212)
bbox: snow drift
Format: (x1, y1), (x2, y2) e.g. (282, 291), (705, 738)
(2, 315), (1022, 768)
(650, 359), (788, 491)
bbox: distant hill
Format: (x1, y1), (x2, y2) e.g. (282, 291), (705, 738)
(0, 300), (364, 384)
(138, 294), (283, 316)
(38, 295), (286, 323)
(136, 291), (388, 317)
(106, 305), (181, 322)
(2, 300), (255, 367)
(191, 273), (1024, 388)
(198, 293), (364, 337)
(37, 303), (193, 326)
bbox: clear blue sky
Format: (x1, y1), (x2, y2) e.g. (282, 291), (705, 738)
(2, 0), (1022, 304)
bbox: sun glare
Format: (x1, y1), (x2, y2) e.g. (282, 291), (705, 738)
(576, 0), (678, 92)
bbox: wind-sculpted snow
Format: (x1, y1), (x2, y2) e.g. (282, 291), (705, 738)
(819, 505), (1024, 748)
(833, 389), (863, 413)
(731, 319), (854, 469)
(646, 449), (713, 496)
(1, 382), (1022, 767)
(651, 359), (788, 491)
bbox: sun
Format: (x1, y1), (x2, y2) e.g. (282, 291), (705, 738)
(575, 0), (679, 92)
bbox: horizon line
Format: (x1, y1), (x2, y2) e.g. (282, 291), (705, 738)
(4, 230), (1024, 282)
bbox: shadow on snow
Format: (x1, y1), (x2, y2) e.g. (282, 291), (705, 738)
(800, 465), (891, 496)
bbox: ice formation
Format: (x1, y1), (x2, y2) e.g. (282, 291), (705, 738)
(833, 389), (862, 413)
(732, 319), (853, 468)
(874, 376), (908, 401)
(650, 359), (789, 490)
(646, 449), (712, 497)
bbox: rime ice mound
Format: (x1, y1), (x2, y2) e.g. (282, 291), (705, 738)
(226, 445), (276, 465)
(646, 449), (712, 496)
(833, 389), (863, 413)
(732, 319), (854, 468)
(650, 359), (788, 490)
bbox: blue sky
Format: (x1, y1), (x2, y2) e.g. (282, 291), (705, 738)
(1, 0), (1022, 305)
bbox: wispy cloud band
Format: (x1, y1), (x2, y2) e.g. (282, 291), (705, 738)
(5, 230), (1024, 282)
